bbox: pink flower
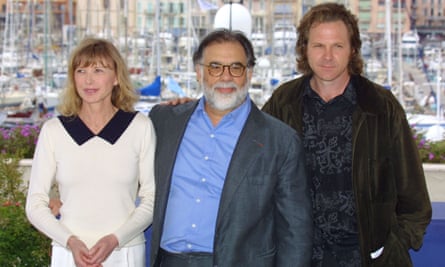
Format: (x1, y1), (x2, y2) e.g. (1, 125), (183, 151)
(428, 153), (435, 160)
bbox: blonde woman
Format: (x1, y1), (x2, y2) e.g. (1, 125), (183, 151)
(26, 37), (155, 267)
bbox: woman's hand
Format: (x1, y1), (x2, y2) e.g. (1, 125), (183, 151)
(87, 234), (119, 265)
(67, 235), (95, 267)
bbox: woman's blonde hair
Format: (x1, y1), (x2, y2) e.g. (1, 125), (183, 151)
(57, 37), (138, 116)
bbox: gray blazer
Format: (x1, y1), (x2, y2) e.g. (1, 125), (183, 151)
(149, 100), (313, 267)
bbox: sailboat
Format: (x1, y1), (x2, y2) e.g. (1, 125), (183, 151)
(379, 0), (445, 141)
(0, 0), (38, 121)
(133, 0), (165, 115)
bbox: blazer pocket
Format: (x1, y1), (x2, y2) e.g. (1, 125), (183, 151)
(256, 245), (276, 258)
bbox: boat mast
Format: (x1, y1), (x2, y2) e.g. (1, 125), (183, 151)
(118, 0), (129, 59)
(0, 0), (10, 78)
(43, 0), (52, 89)
(184, 0), (195, 94)
(25, 0), (34, 67)
(68, 0), (74, 52)
(397, 0), (404, 107)
(103, 0), (111, 39)
(385, 0), (392, 89)
(155, 0), (161, 76)
(436, 49), (442, 123)
(85, 0), (91, 36)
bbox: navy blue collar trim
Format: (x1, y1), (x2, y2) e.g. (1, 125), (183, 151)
(58, 110), (137, 145)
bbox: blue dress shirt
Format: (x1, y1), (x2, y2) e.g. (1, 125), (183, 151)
(160, 97), (251, 253)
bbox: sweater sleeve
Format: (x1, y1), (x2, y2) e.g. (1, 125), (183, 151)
(26, 120), (74, 247)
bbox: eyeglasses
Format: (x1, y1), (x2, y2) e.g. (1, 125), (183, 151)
(199, 62), (247, 77)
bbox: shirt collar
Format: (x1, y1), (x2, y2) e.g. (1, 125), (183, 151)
(58, 110), (137, 145)
(303, 77), (357, 105)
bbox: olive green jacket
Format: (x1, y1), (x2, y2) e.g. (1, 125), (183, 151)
(262, 75), (432, 267)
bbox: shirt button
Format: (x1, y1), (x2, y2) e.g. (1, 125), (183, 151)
(187, 244), (192, 249)
(204, 156), (209, 160)
(196, 198), (201, 203)
(201, 178), (206, 182)
(210, 134), (215, 138)
(191, 224), (196, 228)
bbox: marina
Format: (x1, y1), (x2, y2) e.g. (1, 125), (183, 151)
(0, 0), (443, 140)
(0, 1), (444, 266)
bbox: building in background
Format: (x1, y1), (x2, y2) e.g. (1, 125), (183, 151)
(0, 0), (443, 49)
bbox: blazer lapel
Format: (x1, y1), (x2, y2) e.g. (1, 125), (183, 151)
(154, 101), (198, 210)
(216, 105), (266, 220)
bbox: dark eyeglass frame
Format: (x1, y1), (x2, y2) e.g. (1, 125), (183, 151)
(199, 62), (247, 77)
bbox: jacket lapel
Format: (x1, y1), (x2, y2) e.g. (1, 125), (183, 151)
(216, 104), (266, 220)
(154, 101), (198, 209)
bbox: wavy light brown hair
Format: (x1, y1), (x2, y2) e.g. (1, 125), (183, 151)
(296, 3), (364, 75)
(57, 37), (138, 116)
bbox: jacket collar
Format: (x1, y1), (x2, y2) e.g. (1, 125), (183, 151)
(350, 75), (389, 116)
(295, 75), (389, 116)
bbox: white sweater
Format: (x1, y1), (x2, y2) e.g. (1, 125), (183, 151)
(26, 111), (156, 249)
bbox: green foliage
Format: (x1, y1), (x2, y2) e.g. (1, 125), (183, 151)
(0, 203), (51, 266)
(0, 151), (51, 266)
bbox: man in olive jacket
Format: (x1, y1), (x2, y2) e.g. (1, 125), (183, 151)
(262, 3), (432, 267)
(263, 75), (432, 267)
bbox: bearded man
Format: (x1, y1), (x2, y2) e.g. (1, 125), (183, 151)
(148, 29), (313, 267)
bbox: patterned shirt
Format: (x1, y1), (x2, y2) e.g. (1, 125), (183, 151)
(302, 80), (361, 267)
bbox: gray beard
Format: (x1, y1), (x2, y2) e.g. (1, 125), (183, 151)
(202, 80), (250, 111)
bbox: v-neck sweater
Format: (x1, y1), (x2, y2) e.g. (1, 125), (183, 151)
(26, 111), (156, 249)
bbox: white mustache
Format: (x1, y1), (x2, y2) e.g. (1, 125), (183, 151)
(211, 82), (240, 91)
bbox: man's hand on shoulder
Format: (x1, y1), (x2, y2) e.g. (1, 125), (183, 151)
(160, 97), (195, 106)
